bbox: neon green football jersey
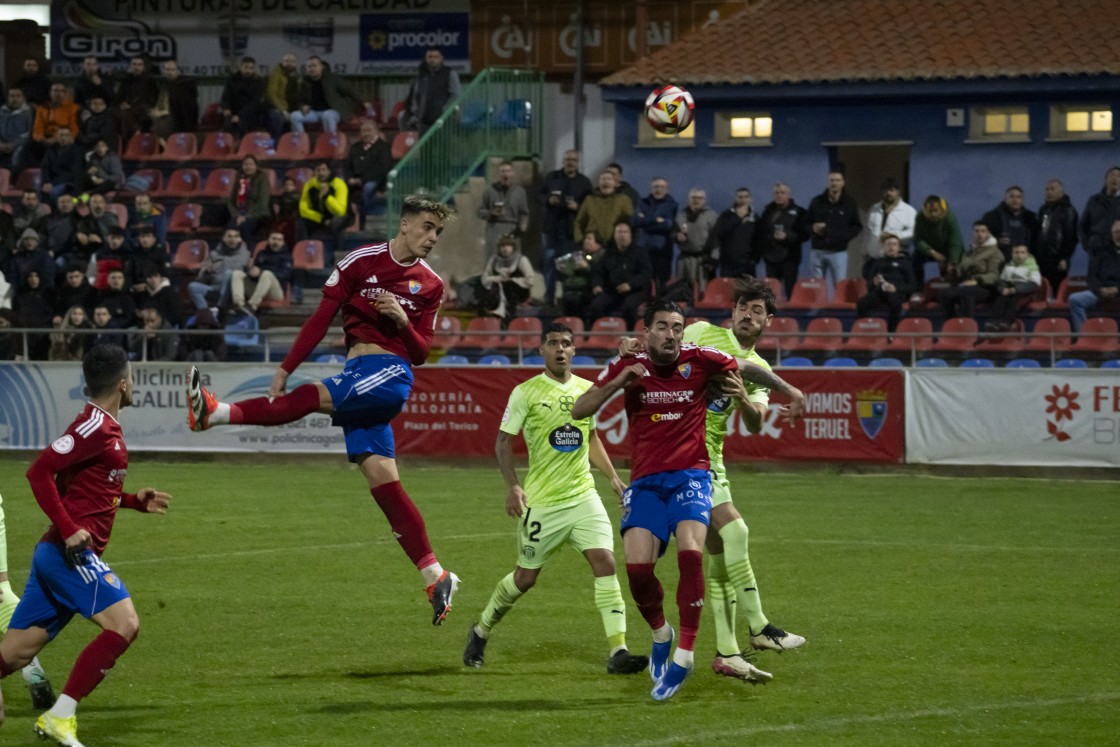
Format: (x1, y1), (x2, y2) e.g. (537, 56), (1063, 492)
(499, 373), (598, 507)
(682, 321), (772, 461)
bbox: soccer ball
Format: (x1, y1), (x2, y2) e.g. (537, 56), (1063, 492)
(644, 85), (695, 134)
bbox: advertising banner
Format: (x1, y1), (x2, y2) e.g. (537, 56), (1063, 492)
(906, 370), (1120, 467)
(0, 364), (904, 463)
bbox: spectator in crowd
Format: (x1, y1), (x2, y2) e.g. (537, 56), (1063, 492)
(45, 192), (78, 262)
(128, 193), (167, 246)
(403, 47), (461, 134)
(478, 161), (530, 253)
(30, 83), (80, 163)
(12, 271), (53, 359)
(1034, 178), (1079, 295)
(556, 230), (605, 317)
(345, 120), (392, 231)
(982, 185), (1037, 261)
(220, 56), (283, 140)
(228, 154), (271, 241)
(606, 162), (640, 211)
(53, 263), (95, 321)
(865, 177), (916, 256)
(538, 149), (592, 308)
(89, 304), (126, 351)
(90, 226), (131, 289)
(477, 234), (535, 319)
(586, 220), (652, 328)
(1078, 166), (1120, 253)
(633, 177), (678, 289)
(984, 244), (1041, 332)
(807, 169), (862, 298)
(15, 58), (50, 107)
(49, 304), (93, 360)
(912, 195), (963, 289)
(756, 182), (808, 299)
(0, 208), (11, 255)
(135, 261), (182, 327)
(574, 170), (633, 245)
(266, 53), (302, 128)
(939, 221), (1003, 319)
(856, 233), (917, 332)
(95, 268), (136, 328)
(291, 56), (363, 135)
(126, 225), (171, 295)
(231, 230), (292, 315)
(129, 305), (178, 361)
(1069, 219), (1120, 334)
(298, 162), (350, 259)
(7, 228), (55, 291)
(180, 307), (226, 362)
(13, 190), (48, 241)
(40, 128), (86, 205)
(78, 137), (124, 197)
(675, 188), (718, 289)
(73, 56), (115, 111)
(189, 226), (250, 315)
(77, 94), (120, 150)
(150, 60), (199, 140)
(708, 187), (758, 281)
(74, 193), (120, 260)
(271, 176), (302, 247)
(0, 88), (33, 173)
(115, 55), (160, 143)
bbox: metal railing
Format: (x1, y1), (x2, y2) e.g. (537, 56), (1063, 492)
(385, 67), (544, 225)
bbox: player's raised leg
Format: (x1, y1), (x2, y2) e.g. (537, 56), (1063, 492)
(186, 365), (327, 432)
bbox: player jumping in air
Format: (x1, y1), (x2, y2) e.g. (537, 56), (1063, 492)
(185, 195), (461, 625)
(463, 323), (648, 675)
(572, 299), (805, 701)
(0, 345), (171, 746)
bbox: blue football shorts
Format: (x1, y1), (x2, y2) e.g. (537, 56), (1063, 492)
(321, 354), (414, 461)
(10, 543), (131, 639)
(619, 469), (713, 556)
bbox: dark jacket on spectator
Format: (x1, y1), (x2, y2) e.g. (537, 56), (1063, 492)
(1087, 242), (1120, 295)
(41, 142), (86, 191)
(982, 202), (1038, 261)
(807, 189), (862, 252)
(756, 200), (808, 264)
(592, 243), (653, 296)
(1079, 188), (1120, 253)
(708, 207), (759, 279)
(633, 193), (679, 255)
(538, 169), (592, 240)
(345, 138), (392, 188)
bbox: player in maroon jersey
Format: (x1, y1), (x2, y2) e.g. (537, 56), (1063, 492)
(185, 194), (461, 625)
(0, 345), (171, 745)
(572, 299), (804, 701)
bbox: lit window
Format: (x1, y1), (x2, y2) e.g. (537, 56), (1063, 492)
(637, 113), (695, 147)
(714, 112), (773, 147)
(1049, 105), (1113, 141)
(968, 106), (1031, 143)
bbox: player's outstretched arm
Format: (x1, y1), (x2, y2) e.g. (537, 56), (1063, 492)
(737, 360), (806, 423)
(571, 364), (644, 420)
(276, 295), (344, 391)
(589, 430), (626, 499)
(495, 432), (528, 518)
(716, 370), (768, 434)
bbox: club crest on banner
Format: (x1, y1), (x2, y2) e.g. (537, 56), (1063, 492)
(856, 389), (888, 439)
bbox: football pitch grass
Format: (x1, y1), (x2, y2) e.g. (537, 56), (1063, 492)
(0, 456), (1116, 746)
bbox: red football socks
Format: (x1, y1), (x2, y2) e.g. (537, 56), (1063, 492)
(625, 563), (667, 630)
(370, 481), (436, 570)
(676, 550), (705, 652)
(230, 383), (320, 425)
(62, 629), (131, 702)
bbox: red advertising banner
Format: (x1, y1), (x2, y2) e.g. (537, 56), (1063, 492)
(397, 368), (905, 463)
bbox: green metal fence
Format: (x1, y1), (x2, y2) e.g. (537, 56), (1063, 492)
(385, 68), (544, 226)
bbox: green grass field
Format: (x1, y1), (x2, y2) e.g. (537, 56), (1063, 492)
(0, 456), (1116, 746)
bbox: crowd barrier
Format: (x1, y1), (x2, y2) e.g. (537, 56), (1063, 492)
(1, 362), (1115, 468)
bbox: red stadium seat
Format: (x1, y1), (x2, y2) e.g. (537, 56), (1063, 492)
(236, 131), (275, 160)
(827, 277), (866, 310)
(167, 202), (203, 233)
(884, 317), (934, 356)
(800, 316), (844, 354)
(172, 239), (208, 271)
(292, 240), (325, 271)
(155, 131), (197, 163)
(694, 277), (736, 310)
(1051, 276), (1088, 310)
(123, 132), (159, 161)
(457, 317), (503, 350)
(272, 132), (311, 161)
(585, 316), (628, 350)
(551, 316), (586, 337)
(908, 277), (950, 312)
(154, 168), (200, 198)
(10, 168), (42, 196)
(930, 317), (979, 353)
(433, 316), (462, 349)
(785, 278), (828, 310)
(977, 319), (1026, 355)
(391, 131), (419, 160)
(311, 131), (349, 161)
(199, 102), (223, 130)
(762, 276), (787, 306)
(1023, 317), (1072, 356)
(104, 202), (129, 228)
(500, 316), (542, 351)
(286, 167), (313, 191)
(1071, 317), (1119, 355)
(199, 131), (237, 160)
(845, 317), (890, 353)
(755, 316), (800, 355)
(201, 168), (237, 198)
(1026, 278), (1052, 313)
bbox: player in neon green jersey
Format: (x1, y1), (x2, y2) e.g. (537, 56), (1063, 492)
(463, 323), (649, 675)
(682, 277), (806, 680)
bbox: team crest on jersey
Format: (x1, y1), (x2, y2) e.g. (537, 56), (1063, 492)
(102, 573), (121, 589)
(408, 280), (422, 294)
(51, 435), (74, 454)
(677, 363), (692, 379)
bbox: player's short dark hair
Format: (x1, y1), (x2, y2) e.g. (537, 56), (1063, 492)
(83, 345), (129, 398)
(643, 298), (685, 328)
(541, 322), (574, 344)
(401, 194), (453, 222)
(732, 276), (777, 315)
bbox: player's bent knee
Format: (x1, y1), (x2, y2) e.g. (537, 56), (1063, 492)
(513, 567), (539, 592)
(585, 549), (616, 577)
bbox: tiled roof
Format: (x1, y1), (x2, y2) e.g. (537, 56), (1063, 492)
(601, 0), (1120, 87)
